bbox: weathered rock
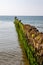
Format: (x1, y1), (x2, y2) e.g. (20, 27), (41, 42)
(23, 24), (43, 65)
(14, 18), (43, 65)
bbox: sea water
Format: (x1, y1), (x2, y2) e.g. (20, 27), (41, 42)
(0, 16), (43, 65)
(0, 17), (29, 65)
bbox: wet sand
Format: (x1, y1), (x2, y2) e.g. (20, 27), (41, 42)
(0, 22), (29, 65)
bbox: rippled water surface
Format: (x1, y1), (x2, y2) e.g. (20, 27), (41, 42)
(0, 22), (29, 65)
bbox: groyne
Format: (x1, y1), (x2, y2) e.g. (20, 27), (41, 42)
(14, 17), (43, 65)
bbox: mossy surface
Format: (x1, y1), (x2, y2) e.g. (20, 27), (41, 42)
(14, 18), (39, 65)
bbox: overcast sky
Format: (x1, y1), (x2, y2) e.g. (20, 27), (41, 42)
(0, 0), (43, 16)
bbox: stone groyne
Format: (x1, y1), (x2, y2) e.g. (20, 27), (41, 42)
(14, 17), (43, 65)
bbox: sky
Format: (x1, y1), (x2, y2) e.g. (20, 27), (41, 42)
(0, 0), (43, 16)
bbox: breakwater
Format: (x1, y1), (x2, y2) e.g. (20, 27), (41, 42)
(14, 17), (43, 65)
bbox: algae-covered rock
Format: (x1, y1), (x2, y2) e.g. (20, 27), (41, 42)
(14, 17), (43, 65)
(23, 24), (43, 65)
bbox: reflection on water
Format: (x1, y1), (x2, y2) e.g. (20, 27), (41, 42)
(0, 22), (29, 65)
